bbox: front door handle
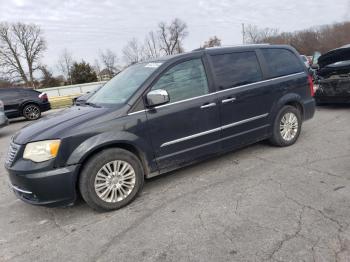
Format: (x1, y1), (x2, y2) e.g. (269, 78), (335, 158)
(222, 97), (236, 103)
(200, 102), (216, 109)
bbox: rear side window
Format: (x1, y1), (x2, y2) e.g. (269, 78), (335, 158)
(261, 48), (303, 78)
(210, 52), (262, 89)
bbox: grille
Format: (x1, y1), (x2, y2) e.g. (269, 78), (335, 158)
(6, 142), (20, 166)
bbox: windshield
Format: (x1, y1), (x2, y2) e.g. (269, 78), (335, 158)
(87, 62), (161, 107)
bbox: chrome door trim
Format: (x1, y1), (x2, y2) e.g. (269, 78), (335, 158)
(127, 72), (305, 115)
(221, 113), (268, 130)
(157, 125), (269, 161)
(127, 109), (147, 116)
(160, 113), (269, 147)
(161, 127), (222, 147)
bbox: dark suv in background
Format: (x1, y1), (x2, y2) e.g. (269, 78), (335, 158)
(0, 88), (51, 120)
(315, 44), (350, 104)
(5, 45), (315, 211)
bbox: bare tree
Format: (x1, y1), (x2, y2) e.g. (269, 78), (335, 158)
(119, 18), (188, 66)
(0, 23), (27, 83)
(244, 24), (258, 44)
(0, 22), (46, 87)
(99, 49), (119, 78)
(158, 18), (188, 55)
(142, 31), (161, 59)
(122, 38), (144, 65)
(57, 48), (73, 84)
(0, 76), (15, 88)
(258, 28), (279, 42)
(244, 24), (278, 44)
(202, 36), (221, 48)
(38, 65), (60, 88)
(253, 21), (350, 55)
(93, 59), (101, 80)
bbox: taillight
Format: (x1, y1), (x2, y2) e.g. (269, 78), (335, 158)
(39, 93), (48, 102)
(308, 75), (314, 97)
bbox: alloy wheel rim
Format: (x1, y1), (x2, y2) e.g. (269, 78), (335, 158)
(24, 105), (40, 120)
(94, 160), (136, 203)
(280, 112), (298, 141)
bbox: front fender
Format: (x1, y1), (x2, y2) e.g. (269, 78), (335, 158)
(66, 131), (155, 169)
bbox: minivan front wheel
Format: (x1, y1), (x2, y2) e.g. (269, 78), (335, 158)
(269, 105), (302, 147)
(79, 148), (144, 211)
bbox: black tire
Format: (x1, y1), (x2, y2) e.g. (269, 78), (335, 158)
(79, 148), (144, 211)
(22, 103), (41, 120)
(269, 105), (302, 147)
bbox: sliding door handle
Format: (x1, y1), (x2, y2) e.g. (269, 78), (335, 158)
(200, 102), (216, 109)
(222, 97), (236, 104)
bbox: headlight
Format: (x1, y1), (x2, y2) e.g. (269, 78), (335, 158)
(23, 140), (61, 162)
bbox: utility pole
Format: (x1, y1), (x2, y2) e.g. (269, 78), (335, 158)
(242, 23), (246, 44)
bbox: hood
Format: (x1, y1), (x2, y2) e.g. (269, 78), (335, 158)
(13, 105), (124, 144)
(318, 44), (350, 68)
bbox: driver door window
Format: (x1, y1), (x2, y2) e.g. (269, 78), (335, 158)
(145, 58), (221, 170)
(151, 59), (209, 103)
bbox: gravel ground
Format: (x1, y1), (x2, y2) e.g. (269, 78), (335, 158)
(0, 106), (349, 262)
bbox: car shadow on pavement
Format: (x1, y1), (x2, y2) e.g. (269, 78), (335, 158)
(9, 118), (28, 124)
(316, 103), (350, 109)
(39, 141), (269, 213)
(146, 141), (267, 184)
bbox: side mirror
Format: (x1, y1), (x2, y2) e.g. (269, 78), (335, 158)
(146, 89), (170, 107)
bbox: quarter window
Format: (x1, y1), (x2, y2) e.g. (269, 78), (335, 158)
(151, 59), (209, 103)
(210, 52), (263, 89)
(260, 48), (304, 78)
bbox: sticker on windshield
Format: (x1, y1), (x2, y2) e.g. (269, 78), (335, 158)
(145, 62), (162, 68)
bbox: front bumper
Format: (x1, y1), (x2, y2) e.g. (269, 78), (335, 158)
(6, 164), (80, 207)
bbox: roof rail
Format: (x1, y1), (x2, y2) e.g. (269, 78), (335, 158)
(191, 43), (270, 52)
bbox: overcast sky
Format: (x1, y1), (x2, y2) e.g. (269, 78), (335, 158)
(1, 0), (350, 71)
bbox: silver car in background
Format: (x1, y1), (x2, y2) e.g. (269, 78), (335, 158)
(0, 100), (9, 128)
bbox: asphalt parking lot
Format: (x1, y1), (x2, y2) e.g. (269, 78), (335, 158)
(0, 106), (349, 262)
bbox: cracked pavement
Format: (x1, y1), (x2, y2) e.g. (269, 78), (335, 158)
(0, 106), (349, 262)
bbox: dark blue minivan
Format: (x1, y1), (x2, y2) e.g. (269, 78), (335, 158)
(5, 45), (315, 211)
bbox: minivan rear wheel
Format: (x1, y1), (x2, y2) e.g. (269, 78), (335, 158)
(79, 148), (144, 211)
(269, 105), (302, 147)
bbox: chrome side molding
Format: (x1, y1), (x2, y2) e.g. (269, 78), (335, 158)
(160, 113), (269, 147)
(11, 184), (32, 194)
